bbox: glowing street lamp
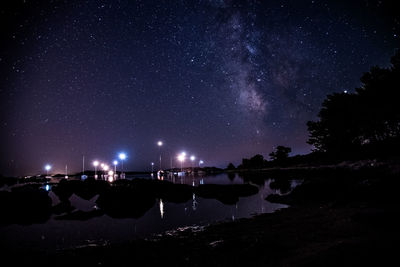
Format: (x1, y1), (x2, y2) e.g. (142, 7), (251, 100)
(44, 164), (51, 176)
(119, 153), (127, 179)
(93, 160), (99, 178)
(119, 153), (126, 170)
(119, 153), (127, 160)
(102, 164), (109, 178)
(108, 170), (114, 182)
(157, 141), (163, 170)
(177, 152), (185, 172)
(199, 160), (204, 167)
(190, 155), (196, 173)
(151, 162), (154, 172)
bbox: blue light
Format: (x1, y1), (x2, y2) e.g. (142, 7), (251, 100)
(119, 153), (127, 160)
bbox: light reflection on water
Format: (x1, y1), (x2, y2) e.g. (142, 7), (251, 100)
(159, 199), (165, 219)
(1, 173), (299, 251)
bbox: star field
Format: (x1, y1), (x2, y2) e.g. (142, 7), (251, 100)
(0, 0), (398, 175)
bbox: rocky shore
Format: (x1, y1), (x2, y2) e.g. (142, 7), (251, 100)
(2, 161), (400, 266)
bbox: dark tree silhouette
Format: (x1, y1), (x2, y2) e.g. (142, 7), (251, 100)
(238, 154), (266, 169)
(307, 93), (362, 153)
(269, 146), (291, 162)
(307, 50), (400, 156)
(249, 154), (265, 168)
(227, 163), (236, 170)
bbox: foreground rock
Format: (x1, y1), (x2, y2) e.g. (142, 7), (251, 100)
(0, 178), (260, 225)
(4, 164), (399, 266)
(0, 184), (52, 225)
(9, 165), (397, 266)
(195, 184), (259, 204)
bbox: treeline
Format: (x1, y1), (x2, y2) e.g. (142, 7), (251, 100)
(228, 146), (295, 170)
(229, 50), (400, 170)
(307, 50), (400, 157)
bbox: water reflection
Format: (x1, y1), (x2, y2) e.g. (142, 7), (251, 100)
(159, 199), (164, 219)
(151, 173), (242, 186)
(227, 172), (235, 181)
(95, 172), (128, 182)
(2, 173), (298, 251)
(192, 193), (198, 211)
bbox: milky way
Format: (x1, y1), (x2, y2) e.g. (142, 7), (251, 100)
(0, 0), (398, 175)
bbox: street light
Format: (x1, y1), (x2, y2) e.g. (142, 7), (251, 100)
(151, 162), (154, 172)
(108, 170), (114, 182)
(119, 153), (127, 175)
(177, 152), (185, 172)
(44, 164), (51, 176)
(113, 160), (118, 177)
(93, 160), (99, 178)
(157, 141), (163, 170)
(104, 164), (109, 178)
(190, 155), (196, 172)
(199, 160), (204, 167)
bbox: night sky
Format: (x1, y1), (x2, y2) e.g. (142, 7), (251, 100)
(0, 0), (398, 176)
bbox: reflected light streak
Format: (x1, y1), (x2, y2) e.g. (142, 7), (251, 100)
(159, 199), (164, 219)
(192, 193), (197, 211)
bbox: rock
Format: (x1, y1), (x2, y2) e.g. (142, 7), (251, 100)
(195, 184), (258, 205)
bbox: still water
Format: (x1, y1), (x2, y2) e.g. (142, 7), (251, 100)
(1, 173), (298, 251)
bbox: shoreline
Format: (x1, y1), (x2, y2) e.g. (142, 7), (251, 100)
(2, 161), (399, 266)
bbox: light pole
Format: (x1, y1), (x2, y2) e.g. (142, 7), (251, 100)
(151, 162), (154, 172)
(190, 155), (195, 170)
(45, 164), (51, 176)
(93, 160), (99, 178)
(178, 152), (185, 173)
(103, 164), (109, 179)
(199, 160), (204, 168)
(157, 141), (163, 171)
(119, 153), (126, 178)
(113, 160), (118, 177)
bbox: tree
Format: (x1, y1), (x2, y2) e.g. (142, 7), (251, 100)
(249, 154), (265, 168)
(306, 93), (362, 153)
(237, 154), (266, 169)
(269, 146), (291, 162)
(307, 50), (400, 156)
(227, 163), (236, 170)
